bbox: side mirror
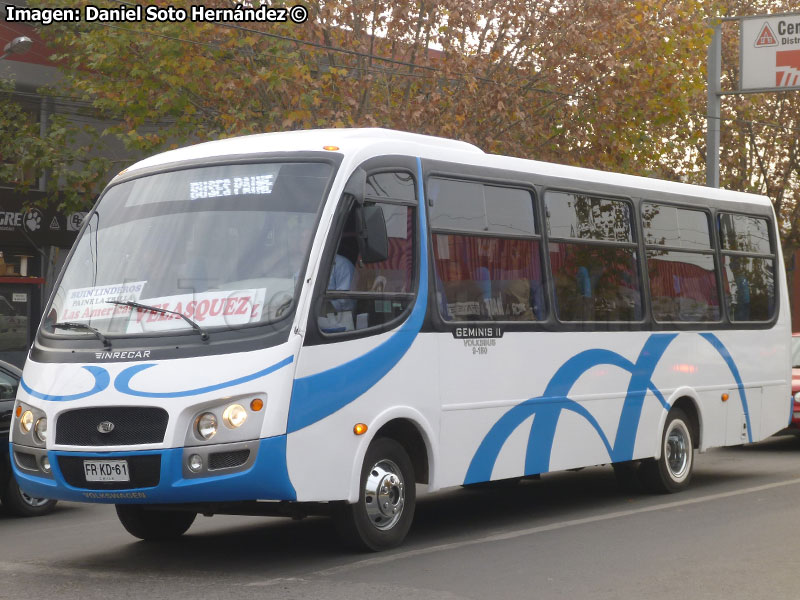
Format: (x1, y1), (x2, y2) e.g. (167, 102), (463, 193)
(356, 205), (389, 263)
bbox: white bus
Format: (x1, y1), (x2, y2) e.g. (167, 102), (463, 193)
(11, 129), (791, 550)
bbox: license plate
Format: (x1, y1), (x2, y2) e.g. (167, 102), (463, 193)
(83, 460), (130, 482)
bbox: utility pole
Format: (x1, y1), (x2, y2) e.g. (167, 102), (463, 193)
(706, 24), (721, 188)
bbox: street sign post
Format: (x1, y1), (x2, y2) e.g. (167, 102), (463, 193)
(706, 12), (800, 188)
(741, 14), (800, 92)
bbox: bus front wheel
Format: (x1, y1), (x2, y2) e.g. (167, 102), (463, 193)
(334, 437), (416, 552)
(115, 505), (196, 541)
(1, 476), (58, 517)
(641, 408), (694, 493)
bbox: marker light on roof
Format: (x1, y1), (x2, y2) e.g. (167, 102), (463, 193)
(322, 146), (339, 151)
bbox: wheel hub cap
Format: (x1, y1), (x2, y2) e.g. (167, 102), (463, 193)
(666, 423), (689, 479)
(20, 491), (50, 508)
(364, 459), (404, 530)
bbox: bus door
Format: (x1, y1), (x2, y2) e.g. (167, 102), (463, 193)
(289, 161), (435, 500)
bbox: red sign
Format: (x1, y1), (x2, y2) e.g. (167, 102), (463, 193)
(776, 50), (800, 87)
(755, 22), (778, 47)
(742, 16), (800, 91)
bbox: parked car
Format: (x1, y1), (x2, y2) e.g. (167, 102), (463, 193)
(790, 334), (800, 430)
(0, 360), (57, 516)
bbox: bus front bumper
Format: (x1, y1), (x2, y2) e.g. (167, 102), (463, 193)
(10, 435), (296, 504)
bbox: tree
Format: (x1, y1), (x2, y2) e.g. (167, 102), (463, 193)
(0, 80), (114, 212)
(3, 2), (710, 192)
(709, 0), (800, 268)
(6, 0), (792, 242)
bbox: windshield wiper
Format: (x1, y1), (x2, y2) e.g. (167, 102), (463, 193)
(107, 300), (209, 341)
(52, 321), (112, 348)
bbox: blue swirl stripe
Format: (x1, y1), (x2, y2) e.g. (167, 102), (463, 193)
(114, 355), (294, 398)
(466, 334), (677, 484)
(699, 332), (752, 443)
(286, 158), (429, 433)
(21, 366), (110, 402)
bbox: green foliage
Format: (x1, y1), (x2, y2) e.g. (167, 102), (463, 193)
(0, 81), (113, 212)
(707, 0), (800, 263)
(19, 0), (712, 171)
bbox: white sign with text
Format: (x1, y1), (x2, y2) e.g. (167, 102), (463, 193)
(123, 289), (267, 334)
(61, 282), (146, 322)
(741, 15), (800, 91)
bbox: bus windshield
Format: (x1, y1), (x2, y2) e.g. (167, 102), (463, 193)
(44, 161), (333, 339)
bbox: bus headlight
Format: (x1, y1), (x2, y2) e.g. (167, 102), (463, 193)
(793, 391), (800, 404)
(222, 404), (247, 429)
(34, 417), (47, 443)
(196, 412), (218, 440)
(20, 410), (33, 434)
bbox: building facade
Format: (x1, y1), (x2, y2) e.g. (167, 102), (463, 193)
(1, 23), (83, 366)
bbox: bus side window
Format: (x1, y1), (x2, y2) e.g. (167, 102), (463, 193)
(545, 192), (642, 323)
(642, 203), (721, 323)
(430, 179), (542, 323)
(718, 213), (775, 323)
(317, 171), (417, 336)
(318, 210), (359, 332)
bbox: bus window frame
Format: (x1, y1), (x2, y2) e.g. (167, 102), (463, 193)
(31, 151), (342, 363)
(716, 209), (778, 326)
(306, 158), (422, 346)
(426, 171), (549, 331)
(640, 201), (724, 326)
(419, 157), (782, 335)
(542, 188), (647, 328)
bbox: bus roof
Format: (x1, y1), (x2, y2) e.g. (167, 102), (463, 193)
(124, 128), (483, 173)
(121, 128), (771, 208)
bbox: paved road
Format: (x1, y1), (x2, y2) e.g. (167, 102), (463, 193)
(3, 435), (800, 600)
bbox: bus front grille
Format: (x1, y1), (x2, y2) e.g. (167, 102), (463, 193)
(55, 407), (169, 446)
(208, 449), (250, 471)
(14, 451), (39, 471)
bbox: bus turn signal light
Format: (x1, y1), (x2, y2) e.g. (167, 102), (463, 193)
(722, 393), (729, 402)
(250, 398), (264, 412)
(353, 423), (368, 435)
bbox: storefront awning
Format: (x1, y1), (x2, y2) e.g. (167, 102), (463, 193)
(0, 188), (86, 248)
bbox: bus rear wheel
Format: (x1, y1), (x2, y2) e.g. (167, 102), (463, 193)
(334, 437), (416, 552)
(115, 505), (196, 541)
(641, 408), (694, 493)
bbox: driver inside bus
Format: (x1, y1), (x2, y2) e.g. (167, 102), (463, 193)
(318, 227), (358, 332)
(328, 249), (355, 312)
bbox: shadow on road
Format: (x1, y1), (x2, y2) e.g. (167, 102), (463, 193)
(16, 436), (795, 579)
(35, 463), (767, 577)
(727, 432), (800, 453)
(0, 499), (81, 521)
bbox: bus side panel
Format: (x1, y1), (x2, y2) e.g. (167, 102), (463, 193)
(439, 330), (661, 487)
(440, 327), (789, 488)
(286, 335), (439, 502)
